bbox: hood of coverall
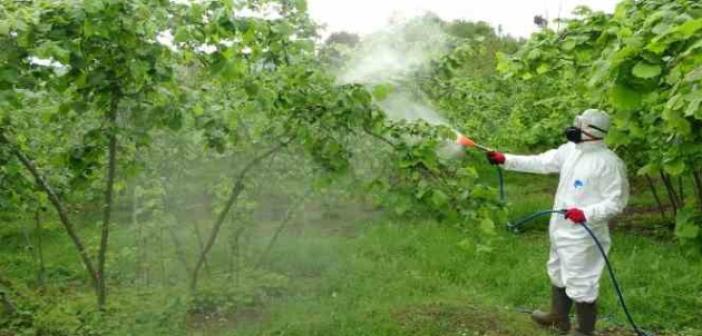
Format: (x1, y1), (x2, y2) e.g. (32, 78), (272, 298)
(574, 109), (610, 139)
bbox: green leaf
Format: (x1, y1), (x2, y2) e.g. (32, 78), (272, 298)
(372, 84), (394, 101)
(663, 159), (685, 176)
(479, 217), (495, 235)
(431, 190), (449, 208)
(662, 107), (692, 135)
(84, 0), (105, 14)
(495, 52), (510, 73)
(536, 63), (550, 74)
(174, 27), (190, 43)
(675, 18), (702, 39)
(393, 197), (411, 215)
(476, 243), (494, 254)
(561, 40), (577, 51)
(632, 62), (662, 79)
(220, 59), (246, 79)
(526, 48), (542, 61)
(0, 20), (9, 36)
(457, 239), (474, 252)
(636, 163), (659, 176)
(293, 0), (307, 12)
(243, 80), (259, 96)
(646, 39), (669, 54)
(684, 67), (702, 82)
(685, 99), (701, 117)
(609, 84), (642, 111)
(675, 208), (700, 239)
(676, 223), (699, 240)
(193, 104), (204, 116)
(605, 128), (629, 146)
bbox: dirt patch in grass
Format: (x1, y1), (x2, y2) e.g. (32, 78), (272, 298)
(392, 303), (681, 336)
(187, 307), (266, 334)
(610, 207), (675, 241)
(599, 325), (680, 336)
(392, 302), (550, 336)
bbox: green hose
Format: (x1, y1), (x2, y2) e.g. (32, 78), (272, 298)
(496, 167), (505, 203)
(507, 209), (563, 233)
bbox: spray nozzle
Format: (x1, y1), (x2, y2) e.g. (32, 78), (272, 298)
(455, 134), (477, 148)
(454, 132), (492, 152)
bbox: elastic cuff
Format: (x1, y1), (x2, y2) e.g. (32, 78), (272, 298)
(581, 207), (595, 223)
(502, 154), (515, 170)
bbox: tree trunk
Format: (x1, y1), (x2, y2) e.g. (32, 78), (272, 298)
(133, 184), (144, 285)
(21, 217), (33, 253)
(228, 222), (244, 287)
(0, 274), (19, 315)
(7, 140), (99, 290)
(257, 191), (310, 268)
(35, 208), (46, 288)
(168, 225), (192, 277)
(678, 176), (685, 207)
(191, 181), (245, 291)
(192, 220), (211, 276)
(160, 224), (166, 286)
(660, 171), (680, 216)
(692, 170), (702, 212)
(0, 291), (15, 316)
(190, 140), (291, 291)
(234, 226), (242, 288)
(227, 214), (238, 278)
(97, 107), (118, 310)
(161, 193), (194, 277)
(645, 175), (667, 221)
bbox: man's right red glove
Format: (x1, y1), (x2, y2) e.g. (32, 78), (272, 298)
(486, 151), (505, 165)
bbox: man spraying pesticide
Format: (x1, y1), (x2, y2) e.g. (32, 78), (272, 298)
(457, 109), (637, 336)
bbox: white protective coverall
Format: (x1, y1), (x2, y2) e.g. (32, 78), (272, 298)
(503, 110), (629, 303)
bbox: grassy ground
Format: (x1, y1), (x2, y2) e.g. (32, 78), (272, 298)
(196, 170), (702, 336)
(1, 169), (701, 335)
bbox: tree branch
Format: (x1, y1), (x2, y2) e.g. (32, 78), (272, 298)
(363, 126), (398, 149)
(97, 103), (119, 310)
(1, 133), (99, 290)
(256, 188), (311, 268)
(190, 138), (294, 291)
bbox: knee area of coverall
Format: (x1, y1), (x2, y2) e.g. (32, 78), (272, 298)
(546, 244), (605, 303)
(564, 281), (599, 303)
(547, 264), (565, 288)
(547, 266), (599, 302)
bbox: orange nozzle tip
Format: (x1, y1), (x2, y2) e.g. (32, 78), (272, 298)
(455, 134), (477, 148)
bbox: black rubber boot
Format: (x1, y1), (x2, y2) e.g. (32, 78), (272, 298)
(531, 285), (572, 334)
(571, 301), (597, 336)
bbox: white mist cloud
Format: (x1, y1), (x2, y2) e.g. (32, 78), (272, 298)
(336, 18), (449, 85)
(308, 0), (618, 38)
(378, 91), (447, 126)
(335, 19), (452, 132)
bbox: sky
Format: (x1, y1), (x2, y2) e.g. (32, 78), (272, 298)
(306, 0), (619, 38)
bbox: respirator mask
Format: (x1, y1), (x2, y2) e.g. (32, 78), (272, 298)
(564, 115), (608, 144)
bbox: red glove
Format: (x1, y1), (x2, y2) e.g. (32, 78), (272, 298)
(486, 151), (505, 165)
(565, 208), (586, 224)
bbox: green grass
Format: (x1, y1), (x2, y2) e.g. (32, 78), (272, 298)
(224, 215), (701, 336)
(2, 170), (701, 336)
(221, 171), (702, 336)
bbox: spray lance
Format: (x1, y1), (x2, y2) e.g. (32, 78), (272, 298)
(452, 132), (651, 336)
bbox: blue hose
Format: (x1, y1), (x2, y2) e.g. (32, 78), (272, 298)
(509, 210), (650, 336)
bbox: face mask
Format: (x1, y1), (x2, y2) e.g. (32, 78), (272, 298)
(565, 125), (607, 143)
(565, 127), (583, 143)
